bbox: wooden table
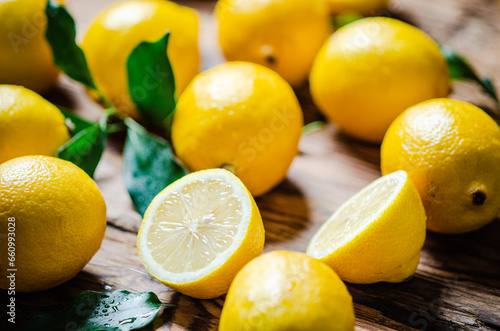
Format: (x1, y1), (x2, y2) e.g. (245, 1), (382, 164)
(9, 0), (500, 329)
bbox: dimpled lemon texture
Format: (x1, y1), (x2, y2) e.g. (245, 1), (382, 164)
(81, 0), (199, 119)
(219, 251), (355, 331)
(310, 17), (450, 143)
(381, 99), (500, 233)
(0, 156), (107, 292)
(307, 171), (426, 284)
(0, 85), (70, 164)
(216, 0), (332, 87)
(172, 62), (303, 197)
(0, 0), (59, 92)
(137, 169), (265, 299)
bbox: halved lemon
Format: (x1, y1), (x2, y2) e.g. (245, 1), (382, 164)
(137, 169), (265, 299)
(307, 170), (426, 284)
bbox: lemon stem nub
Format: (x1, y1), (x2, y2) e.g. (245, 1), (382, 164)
(472, 190), (486, 205)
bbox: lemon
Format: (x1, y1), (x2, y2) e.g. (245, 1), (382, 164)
(172, 61), (303, 197)
(0, 0), (59, 93)
(137, 169), (265, 299)
(219, 251), (355, 331)
(81, 0), (200, 119)
(307, 170), (426, 284)
(215, 0), (332, 87)
(0, 85), (70, 164)
(381, 99), (500, 234)
(327, 0), (389, 15)
(310, 17), (450, 143)
(0, 156), (107, 292)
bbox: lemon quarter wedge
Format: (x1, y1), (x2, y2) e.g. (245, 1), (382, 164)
(137, 169), (265, 299)
(307, 170), (426, 284)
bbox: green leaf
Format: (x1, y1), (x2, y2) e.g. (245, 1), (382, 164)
(440, 45), (499, 104)
(58, 111), (109, 178)
(58, 107), (94, 136)
(45, 1), (97, 90)
(123, 118), (188, 216)
(302, 121), (325, 137)
(127, 32), (176, 125)
(21, 290), (175, 331)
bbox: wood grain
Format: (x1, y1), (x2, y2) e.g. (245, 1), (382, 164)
(3, 0), (500, 330)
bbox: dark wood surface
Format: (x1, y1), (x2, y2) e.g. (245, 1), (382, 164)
(6, 0), (500, 330)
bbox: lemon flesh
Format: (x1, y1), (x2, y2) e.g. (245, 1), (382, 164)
(307, 170), (426, 284)
(137, 169), (265, 299)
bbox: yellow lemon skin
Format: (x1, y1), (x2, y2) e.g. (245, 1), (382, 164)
(215, 0), (332, 87)
(307, 171), (426, 284)
(154, 195), (263, 299)
(81, 0), (199, 119)
(381, 99), (500, 234)
(0, 0), (59, 93)
(328, 0), (389, 15)
(219, 251), (355, 331)
(172, 62), (303, 197)
(0, 85), (70, 164)
(310, 17), (450, 143)
(138, 169), (265, 299)
(0, 156), (107, 292)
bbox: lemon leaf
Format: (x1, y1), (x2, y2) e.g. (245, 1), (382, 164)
(440, 45), (499, 106)
(333, 11), (363, 29)
(58, 111), (109, 178)
(127, 33), (176, 125)
(123, 118), (188, 216)
(45, 1), (97, 90)
(21, 290), (175, 331)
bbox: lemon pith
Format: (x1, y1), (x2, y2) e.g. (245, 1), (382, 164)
(307, 170), (426, 284)
(137, 169), (265, 299)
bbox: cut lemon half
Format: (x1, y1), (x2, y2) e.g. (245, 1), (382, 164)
(307, 170), (426, 284)
(137, 169), (265, 299)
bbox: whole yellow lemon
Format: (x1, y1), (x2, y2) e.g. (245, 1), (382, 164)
(0, 0), (59, 93)
(0, 85), (70, 164)
(219, 251), (355, 331)
(172, 61), (303, 197)
(138, 169), (265, 299)
(381, 99), (500, 233)
(310, 17), (450, 143)
(0, 156), (107, 292)
(81, 0), (200, 119)
(216, 0), (332, 87)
